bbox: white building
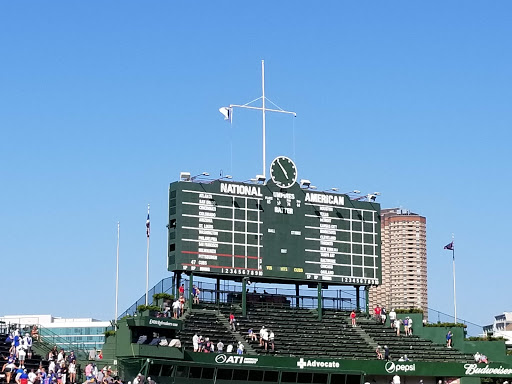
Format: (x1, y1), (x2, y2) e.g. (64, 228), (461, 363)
(483, 312), (512, 345)
(0, 314), (110, 351)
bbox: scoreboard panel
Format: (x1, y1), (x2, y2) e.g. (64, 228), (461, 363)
(168, 179), (381, 285)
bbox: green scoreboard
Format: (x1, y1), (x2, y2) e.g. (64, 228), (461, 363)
(168, 157), (381, 285)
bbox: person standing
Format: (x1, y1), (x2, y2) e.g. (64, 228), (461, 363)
(350, 310), (357, 327)
(446, 330), (453, 348)
(389, 309), (397, 328)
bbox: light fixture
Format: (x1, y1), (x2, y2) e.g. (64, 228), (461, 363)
(256, 175), (266, 182)
(211, 175), (232, 183)
(300, 179), (311, 188)
(323, 188), (339, 192)
(180, 172), (191, 182)
(191, 172), (210, 181)
(344, 190), (360, 195)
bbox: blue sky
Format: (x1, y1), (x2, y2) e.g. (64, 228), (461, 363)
(1, 1), (511, 327)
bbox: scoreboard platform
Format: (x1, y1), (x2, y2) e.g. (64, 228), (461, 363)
(168, 159), (381, 286)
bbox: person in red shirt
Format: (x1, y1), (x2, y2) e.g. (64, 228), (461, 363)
(374, 305), (382, 322)
(350, 310), (356, 327)
(178, 284), (185, 296)
(229, 313), (236, 331)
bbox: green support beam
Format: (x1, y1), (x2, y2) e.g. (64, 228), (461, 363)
(242, 278), (247, 317)
(317, 282), (322, 321)
(189, 273), (194, 310)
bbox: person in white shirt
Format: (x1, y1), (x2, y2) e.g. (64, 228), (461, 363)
(393, 375), (400, 384)
(217, 341), (224, 353)
(192, 334), (200, 352)
(28, 369), (37, 384)
(389, 309), (397, 328)
(226, 344), (233, 353)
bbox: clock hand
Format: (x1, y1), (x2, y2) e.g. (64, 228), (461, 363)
(277, 160), (288, 178)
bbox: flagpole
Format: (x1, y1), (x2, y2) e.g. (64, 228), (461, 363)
(452, 234), (457, 324)
(115, 222), (120, 322)
(261, 60), (266, 178)
(145, 204), (150, 306)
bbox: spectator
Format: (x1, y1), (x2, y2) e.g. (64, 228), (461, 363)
(68, 360), (76, 384)
(374, 305), (382, 322)
(262, 329), (269, 351)
(147, 378), (155, 384)
(248, 328), (257, 341)
(381, 310), (387, 325)
(473, 352), (481, 363)
(217, 341), (224, 353)
(392, 374), (400, 384)
(394, 319), (401, 336)
(18, 344), (26, 369)
(269, 330), (275, 352)
(192, 285), (200, 305)
(172, 300), (180, 319)
(136, 335), (147, 344)
(229, 313), (236, 332)
(159, 338), (168, 347)
(23, 334), (33, 360)
(376, 346), (383, 360)
(169, 339), (181, 348)
(236, 342), (244, 355)
(259, 326), (266, 347)
(67, 352), (76, 365)
(31, 326), (39, 342)
(408, 317), (413, 335)
(384, 345), (390, 361)
(28, 369), (36, 384)
(446, 330), (453, 348)
(389, 309), (397, 328)
(85, 364), (93, 381)
(192, 333), (199, 352)
(226, 344), (233, 353)
(178, 284), (185, 296)
(403, 318), (409, 336)
(350, 310), (357, 327)
(204, 338), (212, 353)
(179, 295), (186, 316)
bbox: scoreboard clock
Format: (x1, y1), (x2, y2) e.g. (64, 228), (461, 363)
(270, 156), (297, 189)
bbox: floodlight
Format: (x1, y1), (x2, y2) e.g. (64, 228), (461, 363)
(300, 179), (311, 188)
(191, 172), (210, 181)
(256, 175), (266, 182)
(324, 188), (339, 192)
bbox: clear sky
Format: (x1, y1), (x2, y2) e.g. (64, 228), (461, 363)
(1, 1), (511, 327)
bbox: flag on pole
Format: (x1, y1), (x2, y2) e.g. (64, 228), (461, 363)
(444, 242), (454, 250)
(146, 212), (150, 238)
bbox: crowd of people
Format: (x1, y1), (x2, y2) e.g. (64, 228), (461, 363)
(191, 333), (243, 355)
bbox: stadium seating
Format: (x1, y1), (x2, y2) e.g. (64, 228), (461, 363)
(178, 303), (474, 363)
(0, 333), (48, 383)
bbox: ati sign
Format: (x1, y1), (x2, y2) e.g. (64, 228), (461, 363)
(296, 358), (340, 370)
(214, 354), (258, 365)
(385, 362), (416, 374)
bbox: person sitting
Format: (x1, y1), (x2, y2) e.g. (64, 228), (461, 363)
(159, 338), (168, 347)
(236, 342), (244, 355)
(136, 335), (148, 344)
(375, 346), (383, 360)
(226, 343), (234, 353)
(480, 354), (488, 364)
(474, 352), (481, 363)
(148, 333), (160, 346)
(398, 355), (409, 361)
(248, 328), (257, 341)
(169, 339), (181, 348)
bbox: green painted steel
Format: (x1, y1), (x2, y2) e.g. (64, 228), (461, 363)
(168, 180), (381, 286)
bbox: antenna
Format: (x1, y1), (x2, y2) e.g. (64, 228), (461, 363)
(219, 60), (296, 178)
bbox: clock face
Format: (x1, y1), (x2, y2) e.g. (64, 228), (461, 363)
(270, 156), (297, 188)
